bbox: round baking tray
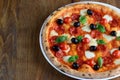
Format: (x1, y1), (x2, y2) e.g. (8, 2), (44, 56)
(39, 1), (120, 80)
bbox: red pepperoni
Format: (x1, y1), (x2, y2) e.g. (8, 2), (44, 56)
(90, 30), (102, 38)
(92, 12), (102, 21)
(69, 27), (77, 35)
(69, 27), (81, 36)
(71, 13), (80, 20)
(55, 50), (66, 58)
(103, 56), (113, 66)
(54, 25), (65, 34)
(49, 36), (57, 44)
(100, 18), (107, 25)
(97, 45), (108, 57)
(77, 59), (84, 66)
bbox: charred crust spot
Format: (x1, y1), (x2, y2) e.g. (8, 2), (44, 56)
(44, 40), (47, 42)
(109, 70), (112, 73)
(87, 3), (90, 5)
(82, 74), (85, 76)
(85, 67), (88, 69)
(46, 22), (49, 26)
(88, 74), (91, 76)
(108, 73), (110, 76)
(41, 34), (43, 37)
(46, 47), (48, 50)
(50, 13), (54, 16)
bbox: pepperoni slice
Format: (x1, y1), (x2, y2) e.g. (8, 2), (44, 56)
(71, 13), (80, 20)
(49, 36), (57, 45)
(90, 30), (102, 39)
(69, 27), (82, 36)
(55, 50), (66, 58)
(97, 45), (109, 57)
(54, 25), (65, 34)
(103, 56), (113, 66)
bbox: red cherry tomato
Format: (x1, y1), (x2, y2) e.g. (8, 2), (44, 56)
(100, 18), (107, 25)
(71, 13), (80, 20)
(86, 59), (95, 67)
(82, 38), (90, 43)
(59, 43), (68, 50)
(64, 17), (72, 23)
(112, 50), (120, 58)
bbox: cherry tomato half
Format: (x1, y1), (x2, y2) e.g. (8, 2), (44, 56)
(59, 43), (68, 50)
(86, 59), (95, 67)
(64, 17), (72, 23)
(82, 38), (90, 43)
(112, 50), (120, 58)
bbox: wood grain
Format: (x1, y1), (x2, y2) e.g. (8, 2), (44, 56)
(0, 0), (120, 80)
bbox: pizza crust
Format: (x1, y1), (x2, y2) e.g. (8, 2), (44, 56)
(41, 3), (120, 79)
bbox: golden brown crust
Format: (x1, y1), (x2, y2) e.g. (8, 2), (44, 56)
(41, 3), (120, 79)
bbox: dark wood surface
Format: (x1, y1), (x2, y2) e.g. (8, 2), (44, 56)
(0, 0), (120, 80)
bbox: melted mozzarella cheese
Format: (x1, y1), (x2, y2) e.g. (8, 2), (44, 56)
(82, 24), (91, 32)
(116, 30), (120, 37)
(114, 59), (120, 65)
(50, 30), (58, 36)
(110, 48), (118, 54)
(85, 51), (95, 59)
(84, 34), (92, 40)
(103, 15), (113, 22)
(64, 13), (71, 18)
(62, 33), (70, 38)
(80, 9), (87, 16)
(63, 56), (71, 62)
(63, 45), (70, 53)
(89, 39), (98, 46)
(103, 34), (115, 42)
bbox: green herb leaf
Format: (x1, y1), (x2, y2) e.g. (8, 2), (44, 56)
(98, 57), (103, 67)
(77, 36), (83, 42)
(68, 55), (79, 62)
(56, 36), (67, 43)
(116, 36), (120, 40)
(97, 40), (106, 44)
(79, 16), (87, 24)
(96, 23), (106, 33)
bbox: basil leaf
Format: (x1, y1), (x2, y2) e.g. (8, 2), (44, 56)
(96, 23), (106, 33)
(98, 57), (103, 67)
(79, 16), (87, 24)
(68, 55), (79, 62)
(116, 36), (120, 40)
(56, 36), (67, 43)
(77, 36), (83, 42)
(97, 40), (106, 44)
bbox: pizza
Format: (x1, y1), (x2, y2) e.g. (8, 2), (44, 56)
(41, 2), (120, 79)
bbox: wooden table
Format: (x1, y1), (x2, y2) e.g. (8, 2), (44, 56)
(0, 0), (120, 80)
